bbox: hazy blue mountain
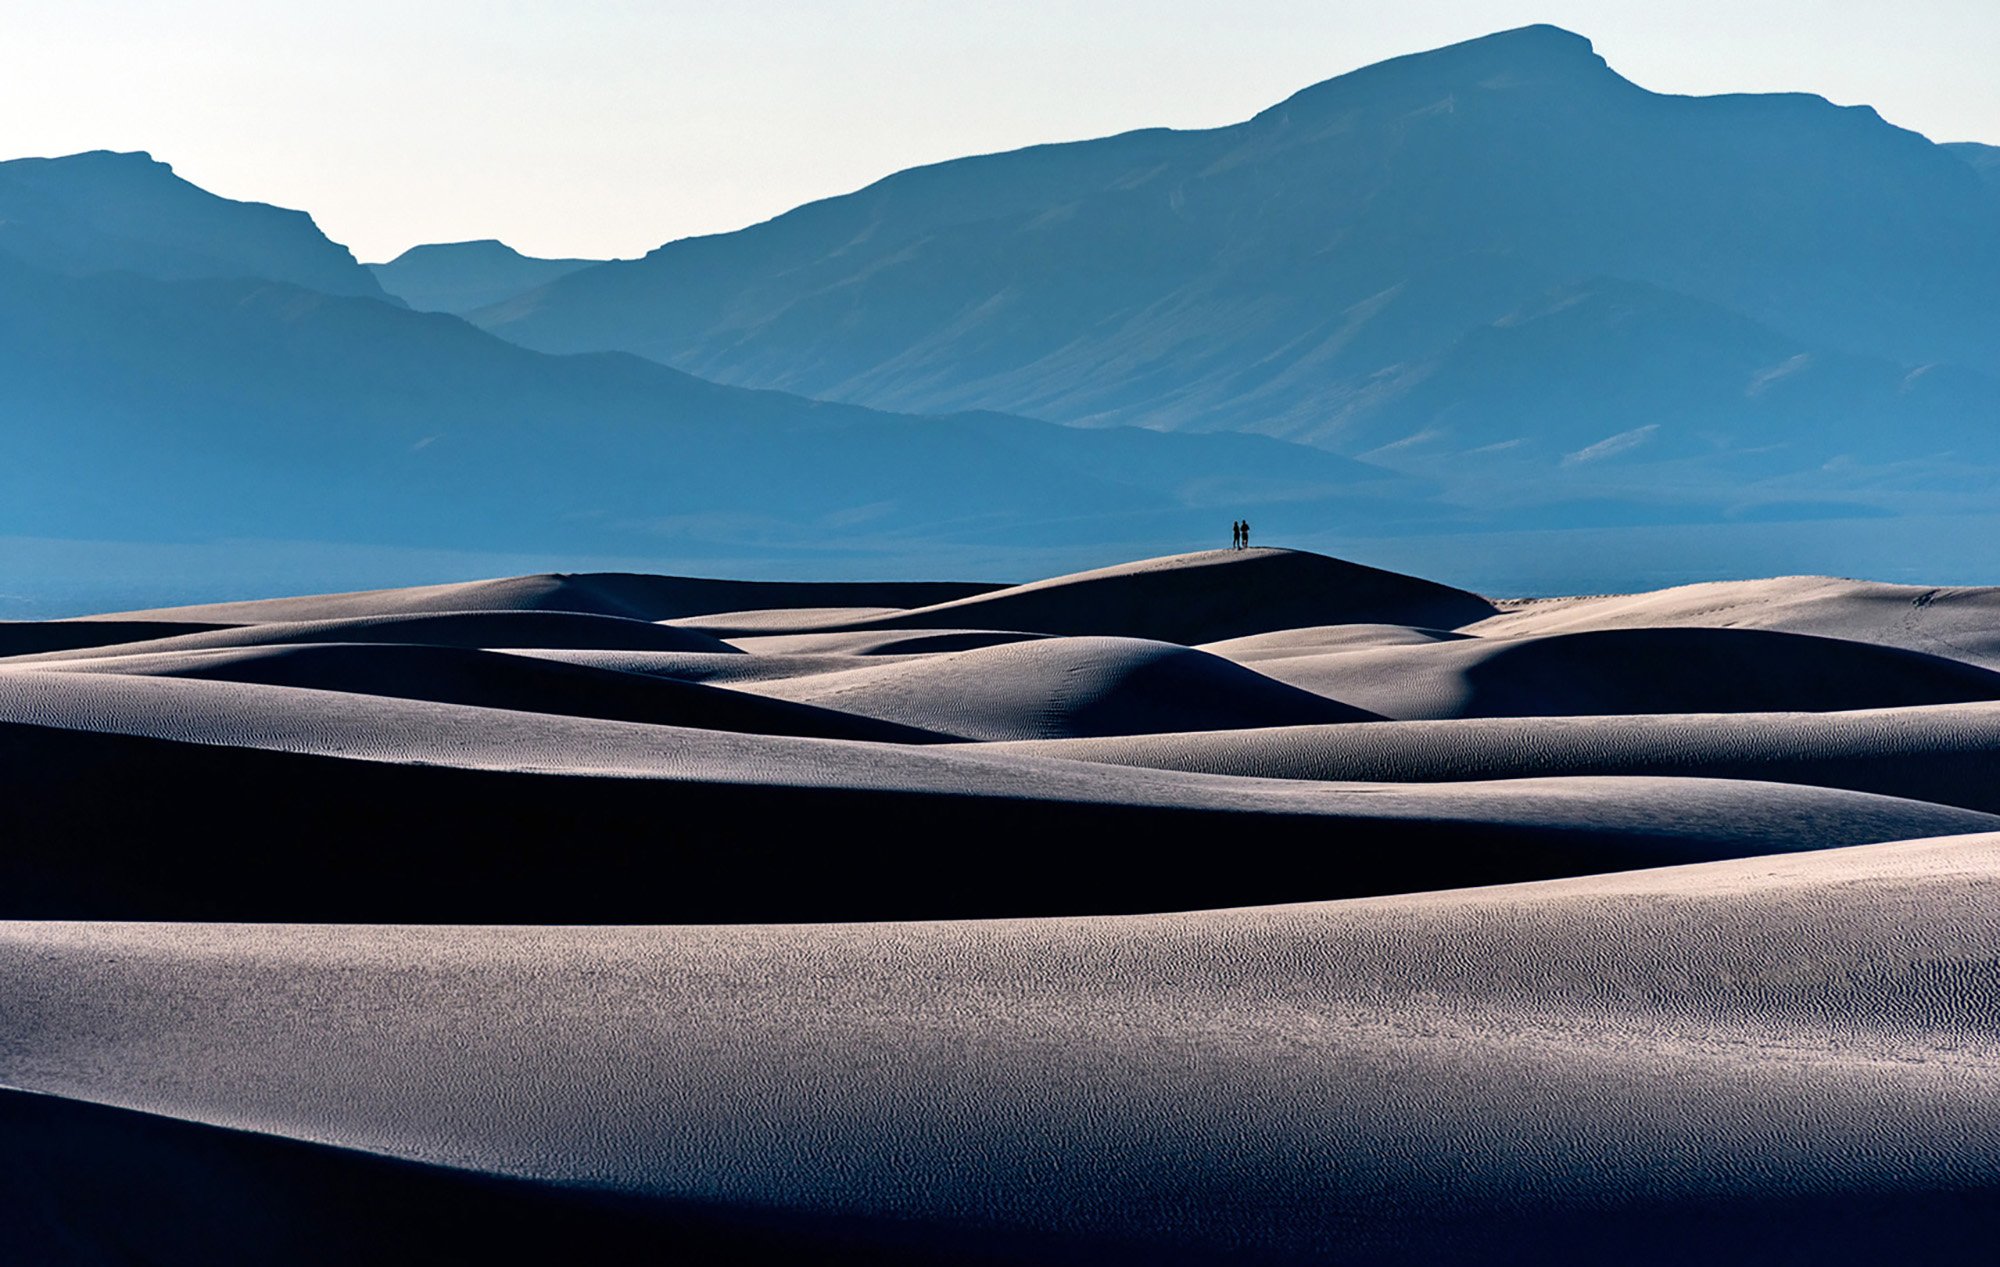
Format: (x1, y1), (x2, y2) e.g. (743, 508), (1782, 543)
(0, 251), (1407, 562)
(369, 240), (603, 314)
(1948, 142), (2000, 198)
(1336, 277), (2000, 472)
(0, 150), (388, 299)
(475, 25), (2000, 466)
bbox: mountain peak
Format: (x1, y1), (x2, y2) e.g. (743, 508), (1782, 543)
(1259, 24), (1617, 122)
(7, 148), (173, 179)
(0, 148), (387, 299)
(383, 239), (529, 266)
(369, 239), (603, 314)
(1385, 23), (1605, 73)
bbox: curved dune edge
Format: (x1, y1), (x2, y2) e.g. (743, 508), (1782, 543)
(1237, 625), (2000, 720)
(734, 636), (1378, 739)
(72, 572), (1000, 625)
(833, 548), (1500, 642)
(8, 608), (741, 662)
(985, 701), (2000, 813)
(4, 669), (1996, 920)
(0, 1088), (1077, 1267)
(6, 834), (2000, 1262)
(1468, 575), (2000, 668)
(27, 642), (951, 743)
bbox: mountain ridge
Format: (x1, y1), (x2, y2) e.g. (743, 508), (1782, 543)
(0, 249), (1411, 562)
(369, 239), (604, 314)
(472, 24), (2000, 469)
(0, 149), (389, 300)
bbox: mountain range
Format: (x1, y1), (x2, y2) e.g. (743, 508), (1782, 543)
(368, 240), (604, 315)
(0, 246), (1401, 564)
(2, 23), (1997, 604)
(474, 25), (2000, 475)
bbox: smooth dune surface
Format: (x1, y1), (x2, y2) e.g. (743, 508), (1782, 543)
(989, 702), (2000, 813)
(726, 627), (1052, 656)
(25, 642), (946, 742)
(503, 647), (935, 685)
(1242, 625), (2000, 719)
(782, 549), (1499, 643)
(1199, 623), (1473, 660)
(80, 572), (998, 624)
(11, 608), (740, 660)
(1470, 575), (2000, 668)
(734, 636), (1380, 739)
(8, 546), (2000, 1260)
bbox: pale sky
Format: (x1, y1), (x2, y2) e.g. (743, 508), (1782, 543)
(4, 1), (1995, 263)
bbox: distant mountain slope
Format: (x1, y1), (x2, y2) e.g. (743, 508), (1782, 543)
(369, 240), (603, 314)
(1338, 276), (2000, 469)
(0, 251), (1404, 560)
(476, 25), (2000, 458)
(0, 150), (387, 299)
(1948, 142), (2000, 198)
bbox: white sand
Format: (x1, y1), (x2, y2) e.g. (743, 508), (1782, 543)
(6, 834), (2000, 1259)
(8, 547), (2000, 1259)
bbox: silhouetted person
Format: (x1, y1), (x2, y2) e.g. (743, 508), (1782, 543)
(1231, 520), (1242, 549)
(1241, 520), (1251, 548)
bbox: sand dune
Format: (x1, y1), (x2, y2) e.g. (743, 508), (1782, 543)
(1199, 623), (1472, 660)
(1470, 574), (2000, 668)
(0, 1089), (1050, 1267)
(7, 835), (2000, 1263)
(81, 572), (997, 624)
(0, 618), (231, 656)
(726, 627), (1051, 656)
(9, 608), (739, 661)
(736, 636), (1379, 739)
(668, 606), (917, 634)
(4, 669), (1991, 920)
(508, 647), (924, 685)
(25, 642), (945, 742)
(1246, 625), (2000, 719)
(9, 548), (2000, 1257)
(777, 549), (1499, 643)
(990, 701), (2000, 813)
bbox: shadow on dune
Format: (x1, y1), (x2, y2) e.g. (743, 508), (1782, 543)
(1454, 627), (2000, 716)
(0, 620), (230, 657)
(1258, 626), (2000, 719)
(0, 1089), (1072, 1267)
(46, 642), (949, 743)
(990, 703), (2000, 814)
(5, 1088), (1996, 1266)
(2, 720), (1963, 922)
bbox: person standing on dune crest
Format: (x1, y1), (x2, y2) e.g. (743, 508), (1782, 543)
(1241, 520), (1251, 549)
(1231, 521), (1243, 549)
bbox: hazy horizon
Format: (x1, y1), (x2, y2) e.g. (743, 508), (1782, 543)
(6, 1), (1998, 263)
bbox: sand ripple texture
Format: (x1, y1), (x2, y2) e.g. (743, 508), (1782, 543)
(7, 836), (2000, 1261)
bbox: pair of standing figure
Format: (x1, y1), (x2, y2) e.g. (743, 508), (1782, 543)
(1231, 519), (1252, 549)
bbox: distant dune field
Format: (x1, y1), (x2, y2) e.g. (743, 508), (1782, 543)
(6, 545), (2000, 1261)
